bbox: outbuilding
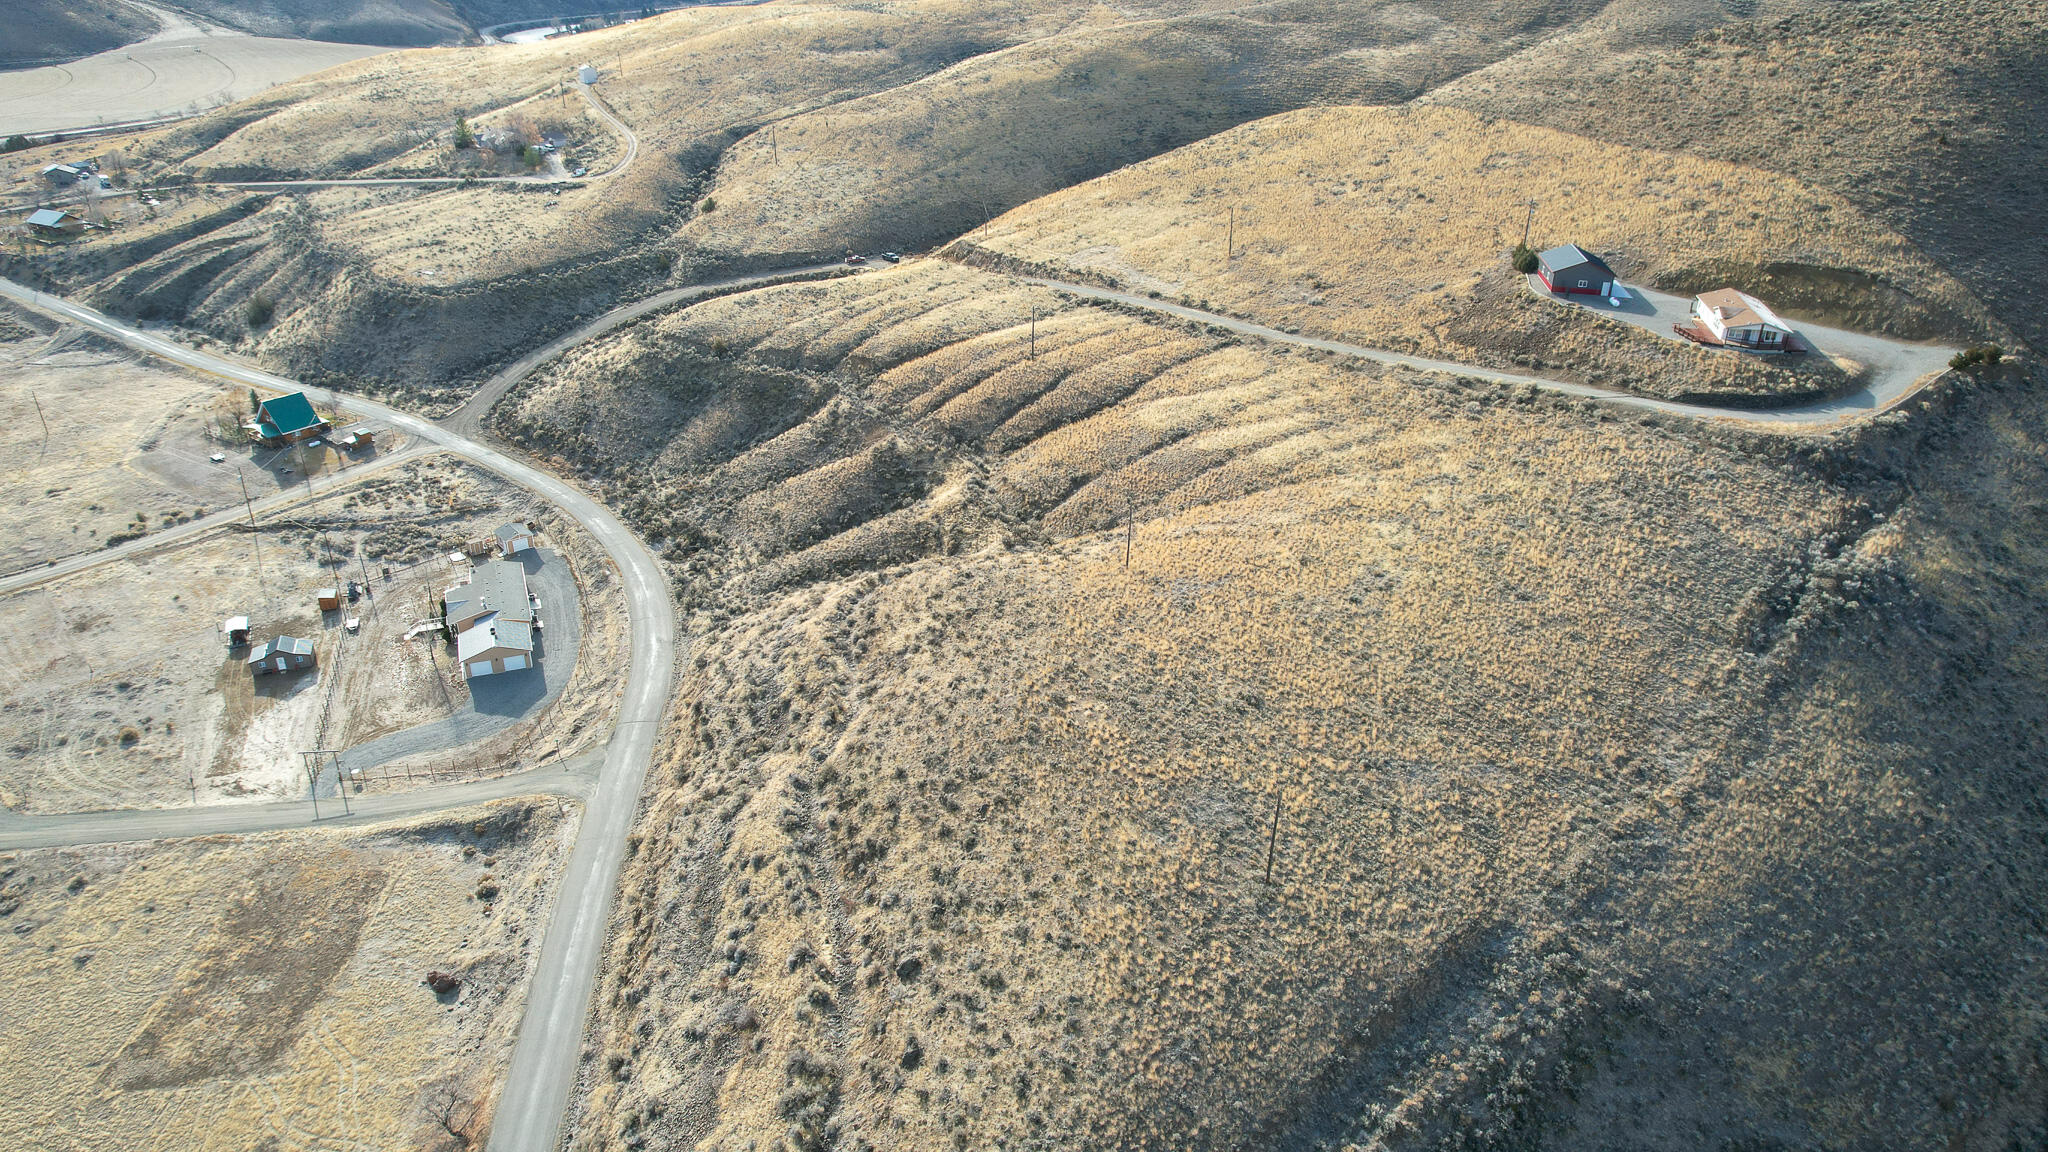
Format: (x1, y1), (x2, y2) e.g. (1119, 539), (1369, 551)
(496, 521), (534, 557)
(1691, 288), (1794, 351)
(317, 588), (341, 612)
(40, 164), (82, 186)
(1535, 244), (1615, 296)
(221, 616), (250, 647)
(578, 63), (599, 84)
(248, 636), (316, 674)
(25, 208), (86, 237)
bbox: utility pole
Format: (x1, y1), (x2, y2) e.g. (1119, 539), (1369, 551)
(1263, 764), (1282, 885)
(29, 391), (48, 451)
(769, 123), (778, 165)
(1521, 199), (1536, 250)
(237, 470), (261, 591)
(1123, 493), (1133, 570)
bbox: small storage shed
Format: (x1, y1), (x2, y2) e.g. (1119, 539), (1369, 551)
(248, 636), (316, 674)
(221, 616), (250, 647)
(578, 63), (599, 84)
(1536, 244), (1615, 296)
(317, 588), (341, 611)
(496, 521), (534, 557)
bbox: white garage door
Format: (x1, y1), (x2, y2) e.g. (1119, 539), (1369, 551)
(503, 655), (527, 672)
(468, 661), (493, 676)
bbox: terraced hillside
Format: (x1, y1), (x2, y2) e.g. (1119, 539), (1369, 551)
(495, 261), (2048, 1150)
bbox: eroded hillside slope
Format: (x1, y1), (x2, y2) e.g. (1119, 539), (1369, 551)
(494, 262), (2048, 1150)
(6, 0), (1619, 397)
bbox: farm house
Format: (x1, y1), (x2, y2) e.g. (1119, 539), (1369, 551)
(249, 391), (330, 446)
(1687, 288), (1795, 351)
(442, 559), (541, 678)
(247, 636), (315, 674)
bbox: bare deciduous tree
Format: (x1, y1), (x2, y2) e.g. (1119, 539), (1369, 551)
(420, 1078), (480, 1150)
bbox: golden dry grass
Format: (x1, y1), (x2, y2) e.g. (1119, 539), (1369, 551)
(0, 798), (576, 1151)
(965, 103), (1985, 398)
(496, 261), (2048, 1150)
(1421, 0), (2048, 346)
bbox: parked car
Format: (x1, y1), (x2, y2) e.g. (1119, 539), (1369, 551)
(572, 166), (587, 177)
(881, 251), (901, 263)
(845, 253), (867, 265)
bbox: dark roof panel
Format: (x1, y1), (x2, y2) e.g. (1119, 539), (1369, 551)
(257, 392), (323, 438)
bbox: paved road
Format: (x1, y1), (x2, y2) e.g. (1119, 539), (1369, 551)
(0, 275), (676, 1152)
(1013, 274), (1959, 429)
(442, 262), (853, 439)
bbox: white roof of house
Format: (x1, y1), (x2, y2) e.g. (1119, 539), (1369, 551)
(444, 559), (534, 628)
(1697, 288), (1791, 332)
(457, 613), (534, 661)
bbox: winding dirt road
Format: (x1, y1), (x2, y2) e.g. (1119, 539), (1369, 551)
(1016, 274), (1960, 429)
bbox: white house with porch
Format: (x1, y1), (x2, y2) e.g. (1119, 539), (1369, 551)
(1690, 288), (1794, 351)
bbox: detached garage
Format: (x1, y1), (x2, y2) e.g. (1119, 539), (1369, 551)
(1536, 244), (1615, 296)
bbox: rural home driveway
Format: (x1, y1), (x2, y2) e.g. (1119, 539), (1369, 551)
(1524, 273), (1958, 419)
(0, 274), (675, 1152)
(336, 547), (583, 780)
(1001, 271), (1958, 428)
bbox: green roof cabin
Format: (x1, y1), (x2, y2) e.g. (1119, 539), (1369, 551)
(251, 391), (329, 446)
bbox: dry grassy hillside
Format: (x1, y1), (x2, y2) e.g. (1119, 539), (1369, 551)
(173, 0), (472, 47)
(959, 103), (1989, 400)
(492, 262), (2048, 1150)
(1422, 0), (2048, 349)
(1, 1), (1146, 394)
(677, 0), (1609, 265)
(0, 799), (577, 1150)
